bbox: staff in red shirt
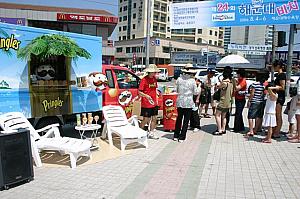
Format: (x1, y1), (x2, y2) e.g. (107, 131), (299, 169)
(233, 69), (247, 132)
(139, 64), (160, 139)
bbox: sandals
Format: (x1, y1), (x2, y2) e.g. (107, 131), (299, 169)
(288, 138), (300, 143)
(262, 139), (272, 144)
(213, 131), (222, 136)
(244, 132), (254, 137)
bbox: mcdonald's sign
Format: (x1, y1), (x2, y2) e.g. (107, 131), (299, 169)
(0, 17), (25, 26)
(57, 13), (118, 24)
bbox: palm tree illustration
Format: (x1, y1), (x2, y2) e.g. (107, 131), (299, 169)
(0, 27), (12, 56)
(17, 34), (91, 61)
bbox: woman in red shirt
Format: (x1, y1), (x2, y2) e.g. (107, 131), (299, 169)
(233, 69), (247, 132)
(139, 64), (161, 139)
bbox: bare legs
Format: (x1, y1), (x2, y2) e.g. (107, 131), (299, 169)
(273, 103), (282, 136)
(215, 110), (227, 134)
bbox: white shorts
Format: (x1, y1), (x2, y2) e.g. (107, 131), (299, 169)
(288, 112), (296, 124)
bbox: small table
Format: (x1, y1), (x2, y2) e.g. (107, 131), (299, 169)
(75, 124), (101, 150)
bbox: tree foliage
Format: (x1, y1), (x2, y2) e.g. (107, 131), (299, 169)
(17, 34), (91, 61)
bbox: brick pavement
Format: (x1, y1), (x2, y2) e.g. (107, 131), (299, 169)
(0, 108), (300, 199)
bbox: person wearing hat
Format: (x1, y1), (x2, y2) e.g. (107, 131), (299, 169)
(174, 64), (200, 142)
(139, 64), (160, 139)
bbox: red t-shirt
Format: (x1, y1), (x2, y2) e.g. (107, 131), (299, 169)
(139, 76), (158, 108)
(235, 78), (247, 100)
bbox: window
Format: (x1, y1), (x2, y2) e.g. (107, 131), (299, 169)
(162, 46), (170, 53)
(126, 47), (131, 53)
(123, 36), (126, 40)
(161, 16), (166, 22)
(123, 6), (127, 11)
(105, 70), (115, 88)
(132, 47), (136, 52)
(133, 3), (136, 8)
(198, 29), (202, 34)
(209, 40), (212, 45)
(119, 17), (122, 22)
(214, 41), (217, 46)
(119, 27), (121, 31)
(133, 13), (136, 19)
(153, 25), (158, 31)
(132, 34), (135, 39)
(114, 70), (139, 89)
(209, 30), (213, 35)
(67, 23), (82, 34)
(116, 47), (123, 52)
(119, 7), (122, 12)
(215, 31), (218, 36)
(119, 0), (122, 2)
(119, 36), (121, 40)
(123, 26), (127, 31)
(198, 38), (202, 43)
(133, 24), (136, 29)
(161, 6), (166, 12)
(123, 16), (127, 21)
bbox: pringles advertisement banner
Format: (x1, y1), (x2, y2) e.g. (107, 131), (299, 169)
(170, 0), (300, 29)
(0, 22), (102, 118)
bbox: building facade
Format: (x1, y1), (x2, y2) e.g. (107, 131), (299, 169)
(0, 2), (118, 64)
(224, 25), (273, 54)
(116, 0), (224, 64)
(115, 37), (224, 65)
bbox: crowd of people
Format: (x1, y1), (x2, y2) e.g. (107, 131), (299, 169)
(138, 62), (300, 144)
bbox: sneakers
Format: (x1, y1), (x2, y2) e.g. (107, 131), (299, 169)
(148, 130), (159, 139)
(193, 128), (200, 132)
(178, 139), (184, 143)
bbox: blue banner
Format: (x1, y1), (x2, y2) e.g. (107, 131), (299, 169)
(170, 0), (300, 28)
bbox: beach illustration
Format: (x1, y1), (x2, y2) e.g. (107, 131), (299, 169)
(0, 23), (102, 118)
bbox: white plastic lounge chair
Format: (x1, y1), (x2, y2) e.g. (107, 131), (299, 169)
(102, 105), (148, 151)
(0, 112), (91, 169)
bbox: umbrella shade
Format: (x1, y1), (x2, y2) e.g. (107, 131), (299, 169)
(217, 54), (250, 65)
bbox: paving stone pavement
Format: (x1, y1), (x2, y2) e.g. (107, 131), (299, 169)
(0, 108), (300, 199)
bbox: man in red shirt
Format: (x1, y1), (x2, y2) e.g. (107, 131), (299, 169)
(233, 69), (247, 132)
(139, 64), (160, 139)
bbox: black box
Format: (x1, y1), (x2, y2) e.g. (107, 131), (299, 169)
(0, 129), (34, 190)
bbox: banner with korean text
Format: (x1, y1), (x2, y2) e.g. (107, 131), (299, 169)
(170, 0), (300, 29)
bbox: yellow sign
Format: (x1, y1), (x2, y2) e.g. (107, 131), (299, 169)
(42, 97), (64, 112)
(0, 34), (21, 51)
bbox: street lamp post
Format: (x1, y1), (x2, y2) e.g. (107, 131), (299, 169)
(145, 0), (151, 67)
(201, 39), (209, 67)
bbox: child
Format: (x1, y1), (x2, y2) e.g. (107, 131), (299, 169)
(287, 88), (298, 139)
(261, 85), (278, 143)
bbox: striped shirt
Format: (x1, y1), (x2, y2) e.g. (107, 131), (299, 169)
(250, 82), (265, 103)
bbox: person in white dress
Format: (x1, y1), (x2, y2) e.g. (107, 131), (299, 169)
(288, 78), (300, 143)
(262, 86), (278, 143)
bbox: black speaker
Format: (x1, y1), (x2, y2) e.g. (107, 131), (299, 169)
(0, 129), (34, 190)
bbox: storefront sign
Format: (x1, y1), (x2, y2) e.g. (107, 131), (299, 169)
(228, 44), (272, 51)
(170, 0), (300, 28)
(0, 17), (25, 26)
(57, 13), (118, 24)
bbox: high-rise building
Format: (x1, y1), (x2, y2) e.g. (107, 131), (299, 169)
(224, 25), (274, 53)
(117, 0), (224, 48)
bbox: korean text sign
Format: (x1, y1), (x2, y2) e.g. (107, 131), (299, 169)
(170, 0), (300, 29)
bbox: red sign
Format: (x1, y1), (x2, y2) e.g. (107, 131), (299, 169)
(57, 13), (118, 24)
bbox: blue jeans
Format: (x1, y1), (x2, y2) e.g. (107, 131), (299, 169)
(234, 99), (246, 132)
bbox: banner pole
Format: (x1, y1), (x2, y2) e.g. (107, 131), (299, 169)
(286, 24), (295, 97)
(271, 25), (276, 82)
